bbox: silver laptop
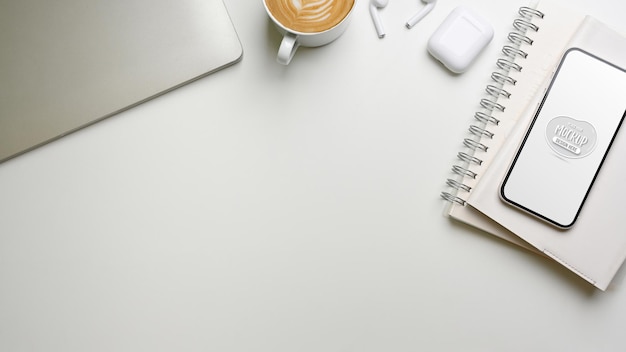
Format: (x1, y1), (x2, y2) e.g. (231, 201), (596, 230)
(0, 0), (243, 163)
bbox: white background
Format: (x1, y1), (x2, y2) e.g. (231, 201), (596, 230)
(2, 0), (626, 351)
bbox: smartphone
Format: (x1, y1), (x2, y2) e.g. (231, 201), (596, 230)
(500, 48), (626, 229)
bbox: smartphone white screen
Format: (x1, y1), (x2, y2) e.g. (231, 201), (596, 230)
(500, 48), (626, 228)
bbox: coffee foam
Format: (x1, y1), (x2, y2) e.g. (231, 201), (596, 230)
(266, 0), (354, 33)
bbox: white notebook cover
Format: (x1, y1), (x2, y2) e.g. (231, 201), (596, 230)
(467, 17), (626, 290)
(443, 0), (585, 249)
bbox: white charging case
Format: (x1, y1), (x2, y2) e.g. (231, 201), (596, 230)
(427, 6), (494, 73)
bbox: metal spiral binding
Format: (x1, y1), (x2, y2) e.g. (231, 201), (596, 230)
(491, 72), (517, 85)
(519, 6), (544, 19)
(508, 32), (534, 46)
(458, 152), (483, 165)
(496, 58), (522, 72)
(464, 137), (489, 152)
(480, 98), (505, 112)
(486, 85), (511, 99)
(502, 45), (528, 59)
(513, 18), (539, 32)
(452, 165), (477, 179)
(469, 125), (495, 139)
(441, 5), (544, 205)
(446, 179), (472, 192)
(441, 192), (466, 205)
(474, 112), (500, 126)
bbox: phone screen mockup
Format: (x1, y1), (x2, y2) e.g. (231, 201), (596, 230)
(500, 48), (626, 229)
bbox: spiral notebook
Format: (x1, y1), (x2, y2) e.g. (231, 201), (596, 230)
(466, 19), (626, 291)
(441, 0), (586, 247)
(441, 0), (626, 290)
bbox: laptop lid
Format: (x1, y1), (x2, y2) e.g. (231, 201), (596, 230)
(0, 0), (243, 163)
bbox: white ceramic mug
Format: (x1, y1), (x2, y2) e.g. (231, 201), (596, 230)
(263, 0), (357, 65)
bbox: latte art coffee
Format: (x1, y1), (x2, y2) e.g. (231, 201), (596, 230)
(263, 0), (356, 64)
(266, 0), (355, 33)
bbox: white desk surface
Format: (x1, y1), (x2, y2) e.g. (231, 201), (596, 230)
(2, 0), (626, 350)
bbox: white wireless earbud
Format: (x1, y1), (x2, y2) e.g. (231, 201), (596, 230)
(406, 0), (436, 29)
(369, 0), (388, 38)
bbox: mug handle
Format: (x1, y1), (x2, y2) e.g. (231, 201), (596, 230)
(277, 33), (299, 65)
